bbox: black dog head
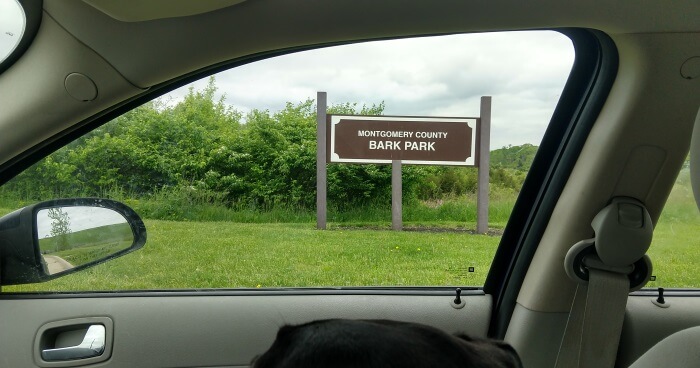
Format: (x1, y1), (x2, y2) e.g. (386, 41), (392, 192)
(252, 319), (522, 368)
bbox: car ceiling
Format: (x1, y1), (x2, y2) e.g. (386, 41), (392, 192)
(45, 0), (700, 89)
(0, 0), (699, 313)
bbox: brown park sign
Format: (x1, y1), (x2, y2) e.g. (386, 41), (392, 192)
(327, 115), (478, 166)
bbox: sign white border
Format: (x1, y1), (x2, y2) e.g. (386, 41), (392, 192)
(329, 115), (478, 166)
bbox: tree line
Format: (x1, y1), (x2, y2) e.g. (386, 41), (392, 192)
(2, 78), (534, 210)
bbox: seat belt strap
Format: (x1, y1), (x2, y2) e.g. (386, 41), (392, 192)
(556, 268), (630, 368)
(556, 198), (654, 368)
(580, 268), (630, 367)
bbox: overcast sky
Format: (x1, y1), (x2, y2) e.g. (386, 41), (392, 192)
(37, 206), (128, 239)
(166, 31), (574, 149)
(1, 3), (575, 149)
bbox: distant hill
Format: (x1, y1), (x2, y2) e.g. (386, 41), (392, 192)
(490, 144), (538, 171)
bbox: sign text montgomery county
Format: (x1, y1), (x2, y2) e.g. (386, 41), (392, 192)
(327, 115), (479, 166)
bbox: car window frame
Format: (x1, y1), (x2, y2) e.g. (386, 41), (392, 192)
(0, 28), (617, 339)
(484, 29), (619, 337)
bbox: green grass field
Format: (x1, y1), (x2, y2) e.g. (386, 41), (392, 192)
(647, 220), (700, 288)
(2, 172), (699, 292)
(644, 174), (700, 289)
(7, 221), (500, 291)
(4, 213), (699, 292)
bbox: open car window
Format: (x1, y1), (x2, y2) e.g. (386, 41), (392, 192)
(646, 159), (700, 288)
(0, 31), (575, 292)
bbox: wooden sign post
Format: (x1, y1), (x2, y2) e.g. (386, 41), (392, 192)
(316, 92), (327, 230)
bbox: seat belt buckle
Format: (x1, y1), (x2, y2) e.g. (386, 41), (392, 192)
(564, 197), (655, 292)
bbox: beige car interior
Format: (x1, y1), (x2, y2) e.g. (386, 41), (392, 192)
(625, 109), (700, 367)
(0, 1), (699, 367)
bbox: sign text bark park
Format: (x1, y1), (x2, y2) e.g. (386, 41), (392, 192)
(327, 115), (478, 166)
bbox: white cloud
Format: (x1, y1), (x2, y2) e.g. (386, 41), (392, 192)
(166, 31), (574, 149)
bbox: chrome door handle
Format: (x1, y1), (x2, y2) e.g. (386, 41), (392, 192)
(41, 324), (106, 361)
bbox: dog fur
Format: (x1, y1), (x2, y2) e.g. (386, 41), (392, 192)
(252, 319), (523, 368)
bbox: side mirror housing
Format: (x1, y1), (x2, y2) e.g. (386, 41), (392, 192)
(0, 198), (146, 285)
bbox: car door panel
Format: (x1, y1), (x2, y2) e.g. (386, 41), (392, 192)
(617, 293), (700, 367)
(506, 294), (700, 368)
(0, 291), (491, 367)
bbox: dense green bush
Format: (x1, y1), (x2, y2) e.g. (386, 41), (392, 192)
(1, 78), (534, 215)
(491, 144), (538, 170)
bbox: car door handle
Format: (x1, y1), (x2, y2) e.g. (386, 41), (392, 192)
(41, 324), (106, 361)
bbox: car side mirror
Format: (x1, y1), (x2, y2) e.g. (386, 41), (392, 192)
(0, 198), (146, 286)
